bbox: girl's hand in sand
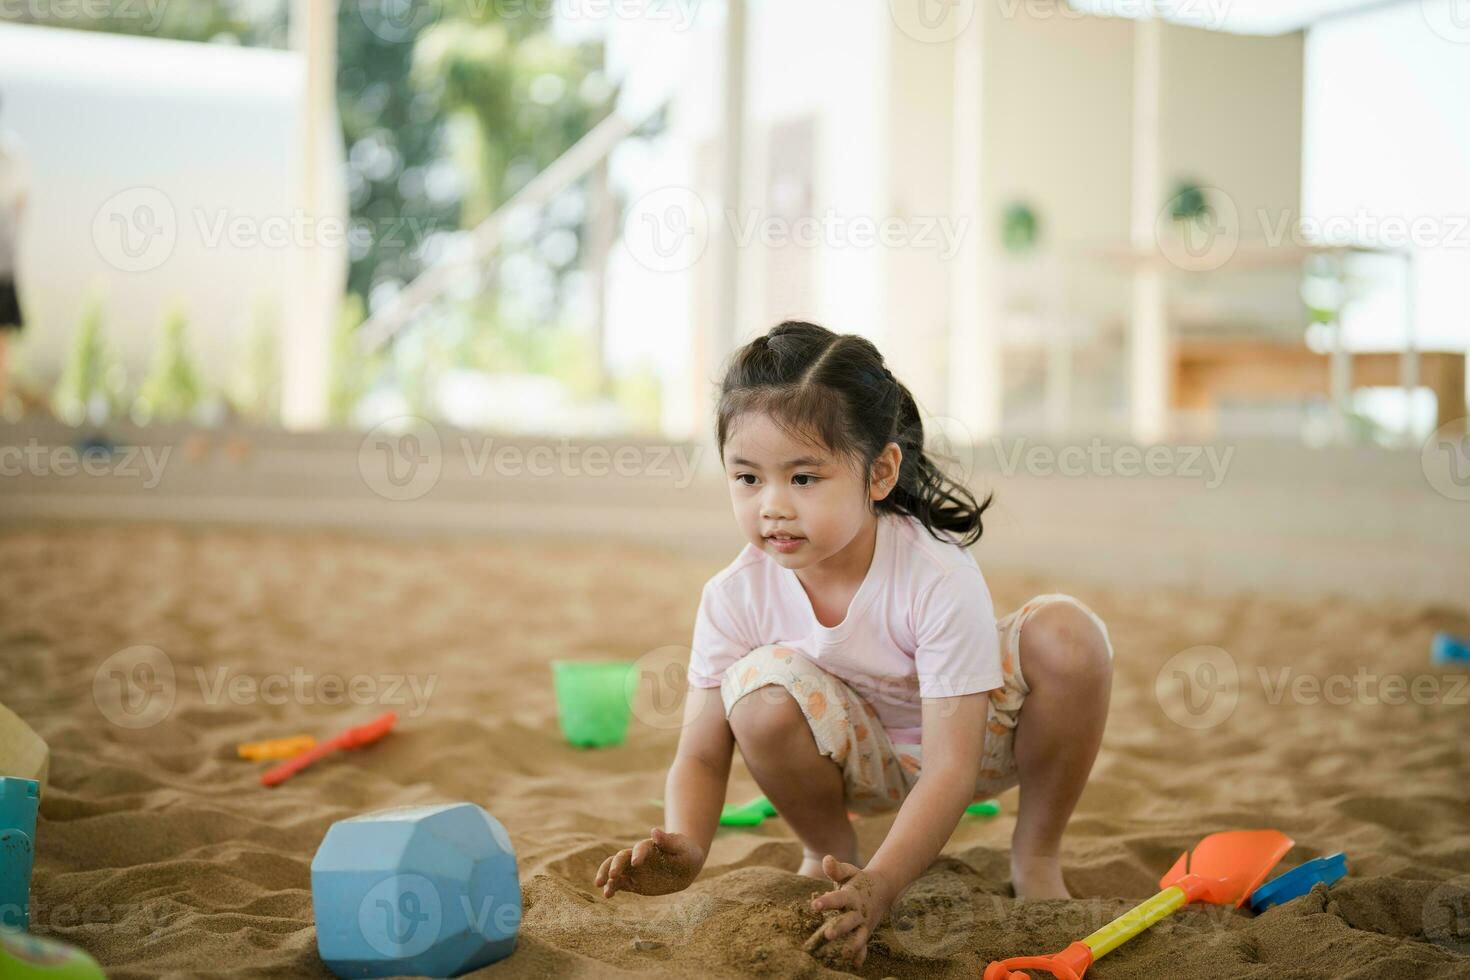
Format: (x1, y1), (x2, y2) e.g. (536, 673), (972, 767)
(595, 827), (704, 898)
(803, 855), (895, 969)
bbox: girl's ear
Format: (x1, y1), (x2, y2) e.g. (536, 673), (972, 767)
(869, 442), (902, 501)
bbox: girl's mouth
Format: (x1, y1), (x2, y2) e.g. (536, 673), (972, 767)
(765, 533), (805, 553)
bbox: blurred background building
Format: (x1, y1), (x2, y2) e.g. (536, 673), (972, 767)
(0, 0), (1465, 600)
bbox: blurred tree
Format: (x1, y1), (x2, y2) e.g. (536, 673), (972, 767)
(53, 293), (128, 426)
(1, 0), (287, 46)
(134, 306), (204, 423)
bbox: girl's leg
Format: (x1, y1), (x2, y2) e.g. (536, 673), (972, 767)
(1010, 602), (1113, 899)
(728, 684), (859, 877)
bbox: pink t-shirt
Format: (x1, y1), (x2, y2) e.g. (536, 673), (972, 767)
(687, 512), (1002, 744)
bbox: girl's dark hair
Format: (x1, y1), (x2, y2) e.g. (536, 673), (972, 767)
(716, 320), (991, 547)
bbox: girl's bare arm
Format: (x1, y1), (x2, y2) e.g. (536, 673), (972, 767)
(596, 686), (734, 897)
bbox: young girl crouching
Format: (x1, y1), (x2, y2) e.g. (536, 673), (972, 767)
(595, 320), (1114, 966)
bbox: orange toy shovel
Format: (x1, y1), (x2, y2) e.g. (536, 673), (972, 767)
(259, 712), (396, 787)
(983, 829), (1293, 980)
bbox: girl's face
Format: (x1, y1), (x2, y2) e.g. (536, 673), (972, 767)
(721, 412), (898, 573)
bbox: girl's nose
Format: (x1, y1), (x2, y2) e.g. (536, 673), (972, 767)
(759, 489), (794, 520)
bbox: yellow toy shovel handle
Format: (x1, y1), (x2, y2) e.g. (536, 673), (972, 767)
(1081, 883), (1190, 958)
(983, 882), (1195, 979)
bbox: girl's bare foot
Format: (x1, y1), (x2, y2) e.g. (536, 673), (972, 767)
(1010, 852), (1070, 899)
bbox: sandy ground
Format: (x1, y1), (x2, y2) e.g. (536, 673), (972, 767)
(3, 524), (1470, 979)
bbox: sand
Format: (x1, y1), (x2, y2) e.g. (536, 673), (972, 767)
(3, 524), (1470, 979)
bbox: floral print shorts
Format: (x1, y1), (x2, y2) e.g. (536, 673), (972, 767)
(719, 594), (1113, 815)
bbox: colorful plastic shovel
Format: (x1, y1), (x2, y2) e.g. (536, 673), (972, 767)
(983, 829), (1293, 980)
(260, 712), (396, 787)
(1248, 852), (1346, 913)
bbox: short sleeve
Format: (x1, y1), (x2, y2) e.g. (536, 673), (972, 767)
(913, 566), (1002, 699)
(687, 579), (755, 688)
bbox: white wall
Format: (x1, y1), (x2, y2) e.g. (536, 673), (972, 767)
(1304, 1), (1470, 358)
(0, 23), (346, 405)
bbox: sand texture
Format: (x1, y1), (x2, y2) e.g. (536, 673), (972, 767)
(4, 525), (1470, 979)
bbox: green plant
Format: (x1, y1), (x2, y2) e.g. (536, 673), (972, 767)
(53, 293), (127, 426)
(328, 294), (385, 426)
(1001, 201), (1040, 254)
(229, 299), (281, 424)
(134, 305), (204, 423)
(1169, 180), (1209, 223)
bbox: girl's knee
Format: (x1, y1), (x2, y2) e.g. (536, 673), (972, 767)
(728, 683), (806, 749)
(1019, 602), (1112, 686)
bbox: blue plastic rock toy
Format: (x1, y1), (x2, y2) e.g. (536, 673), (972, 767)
(0, 777), (40, 931)
(310, 803), (521, 978)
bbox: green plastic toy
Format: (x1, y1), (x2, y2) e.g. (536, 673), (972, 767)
(550, 660), (635, 747)
(720, 796), (779, 826)
(0, 929), (105, 979)
(966, 799), (1001, 817)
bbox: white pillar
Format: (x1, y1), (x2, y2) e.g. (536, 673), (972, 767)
(711, 0), (746, 380)
(1129, 17), (1168, 445)
(282, 0), (342, 430)
(947, 7), (1001, 441)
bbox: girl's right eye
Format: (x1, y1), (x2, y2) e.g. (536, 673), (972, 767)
(735, 474), (758, 486)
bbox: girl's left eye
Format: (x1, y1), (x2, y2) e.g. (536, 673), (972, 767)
(792, 474), (819, 487)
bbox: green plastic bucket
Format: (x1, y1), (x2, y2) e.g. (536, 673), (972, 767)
(551, 660), (635, 748)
